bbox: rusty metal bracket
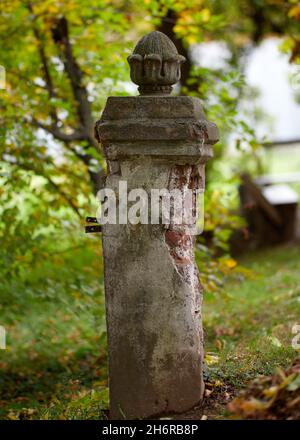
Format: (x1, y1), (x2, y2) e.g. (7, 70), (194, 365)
(86, 217), (98, 223)
(85, 217), (102, 233)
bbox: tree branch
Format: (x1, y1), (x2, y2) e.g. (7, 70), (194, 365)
(28, 118), (105, 193)
(51, 17), (95, 141)
(2, 158), (82, 219)
(158, 10), (199, 94)
(25, 6), (103, 194)
(27, 2), (58, 124)
(31, 118), (86, 142)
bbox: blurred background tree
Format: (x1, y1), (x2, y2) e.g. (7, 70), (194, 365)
(1, 0), (300, 420)
(1, 0), (299, 263)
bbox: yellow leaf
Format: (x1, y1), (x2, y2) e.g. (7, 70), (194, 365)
(7, 411), (19, 420)
(201, 8), (211, 22)
(289, 5), (300, 20)
(186, 35), (198, 45)
(266, 336), (282, 347)
(205, 353), (220, 365)
(225, 258), (237, 269)
(263, 385), (279, 398)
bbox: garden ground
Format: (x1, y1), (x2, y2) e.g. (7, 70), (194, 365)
(0, 238), (299, 419)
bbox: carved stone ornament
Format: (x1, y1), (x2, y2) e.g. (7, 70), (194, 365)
(127, 31), (186, 95)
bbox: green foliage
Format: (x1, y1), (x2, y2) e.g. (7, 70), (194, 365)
(39, 388), (109, 420)
(0, 235), (108, 420)
(1, 0), (298, 258)
(1, 238), (299, 419)
(204, 245), (300, 389)
(1, 0), (299, 421)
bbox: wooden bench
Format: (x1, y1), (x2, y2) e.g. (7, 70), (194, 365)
(238, 173), (299, 247)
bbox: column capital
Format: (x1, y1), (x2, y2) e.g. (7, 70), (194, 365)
(95, 96), (219, 163)
(127, 31), (186, 96)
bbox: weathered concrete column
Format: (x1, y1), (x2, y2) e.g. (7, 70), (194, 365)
(95, 31), (219, 420)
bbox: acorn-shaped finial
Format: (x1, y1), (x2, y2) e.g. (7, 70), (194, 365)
(127, 31), (186, 96)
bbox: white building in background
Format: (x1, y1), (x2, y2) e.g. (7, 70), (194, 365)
(246, 38), (300, 142)
(193, 38), (300, 143)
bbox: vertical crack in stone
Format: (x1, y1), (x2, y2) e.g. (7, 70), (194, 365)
(164, 164), (204, 317)
(163, 164), (204, 413)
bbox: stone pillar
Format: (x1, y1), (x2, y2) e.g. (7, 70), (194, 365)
(95, 31), (219, 420)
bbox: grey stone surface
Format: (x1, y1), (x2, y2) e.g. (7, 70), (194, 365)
(95, 96), (218, 147)
(96, 94), (218, 419)
(127, 31), (185, 95)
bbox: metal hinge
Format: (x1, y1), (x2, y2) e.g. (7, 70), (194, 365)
(85, 217), (102, 233)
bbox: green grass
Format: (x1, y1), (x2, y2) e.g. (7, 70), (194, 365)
(0, 234), (109, 420)
(204, 244), (300, 389)
(0, 238), (299, 419)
